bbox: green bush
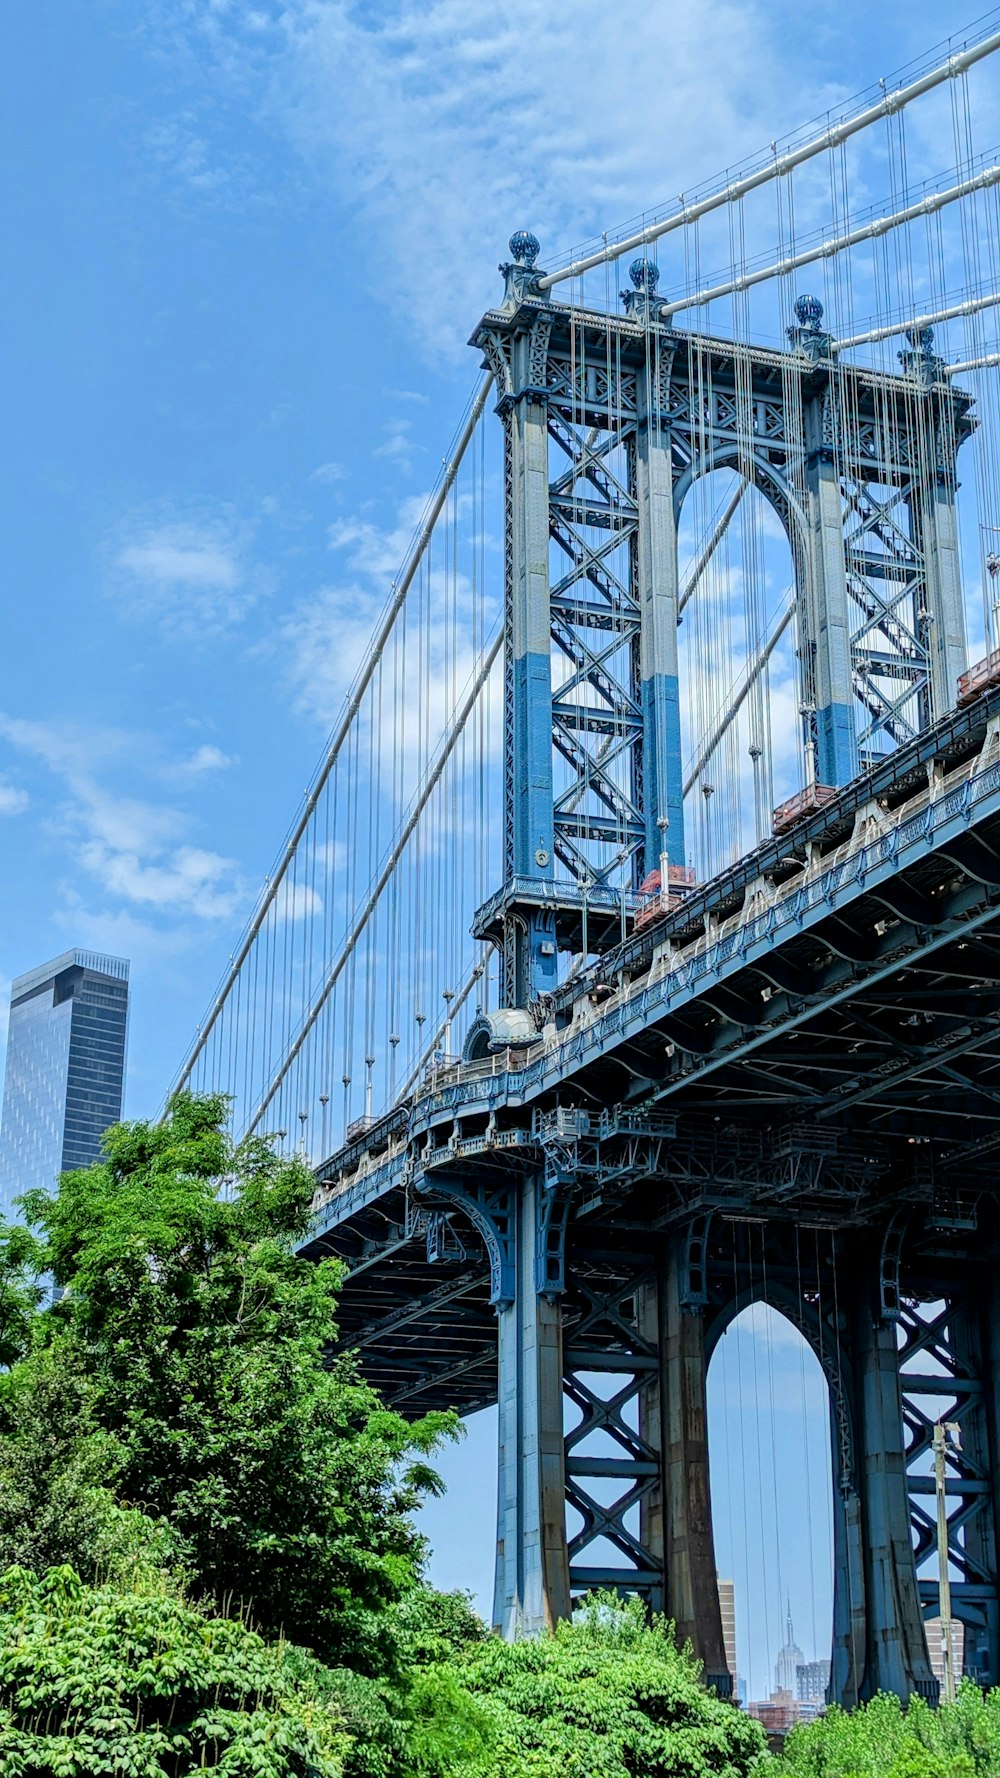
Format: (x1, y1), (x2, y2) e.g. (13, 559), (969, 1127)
(0, 1101), (775, 1778)
(456, 1595), (767, 1778)
(0, 1092), (456, 1672)
(0, 1563), (349, 1776)
(772, 1681), (1000, 1778)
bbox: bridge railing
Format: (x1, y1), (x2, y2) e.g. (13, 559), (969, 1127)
(312, 708), (1000, 1208)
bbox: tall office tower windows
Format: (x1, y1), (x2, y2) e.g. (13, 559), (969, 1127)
(0, 950), (129, 1215)
(717, 1578), (738, 1687)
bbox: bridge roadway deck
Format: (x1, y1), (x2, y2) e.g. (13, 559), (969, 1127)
(303, 687), (1000, 1415)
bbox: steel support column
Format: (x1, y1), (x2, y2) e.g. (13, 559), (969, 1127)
(946, 1291), (1000, 1681)
(984, 1287), (1000, 1679)
(494, 1173), (570, 1635)
(634, 350), (685, 872)
(919, 465), (967, 722)
(854, 1278), (938, 1699)
(803, 388), (856, 785)
(830, 1429), (867, 1710)
(504, 319), (557, 1003)
(646, 1237), (730, 1691)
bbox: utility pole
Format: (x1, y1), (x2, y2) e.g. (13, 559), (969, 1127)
(933, 1420), (961, 1703)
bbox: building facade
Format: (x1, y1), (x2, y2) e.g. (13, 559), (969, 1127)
(717, 1578), (738, 1689)
(0, 950), (129, 1215)
(925, 1616), (965, 1687)
(774, 1606), (807, 1696)
(796, 1658), (832, 1703)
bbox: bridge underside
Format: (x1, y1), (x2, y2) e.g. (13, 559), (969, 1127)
(304, 687), (1000, 1704)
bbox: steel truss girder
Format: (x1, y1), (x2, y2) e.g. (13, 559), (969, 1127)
(564, 1275), (662, 1591)
(894, 1292), (1000, 1673)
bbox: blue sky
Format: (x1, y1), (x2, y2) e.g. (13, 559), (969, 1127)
(2, 0), (996, 1688)
(3, 0), (997, 1104)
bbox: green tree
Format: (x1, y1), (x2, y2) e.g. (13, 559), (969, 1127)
(772, 1682), (1000, 1777)
(1, 1091), (455, 1672)
(453, 1596), (768, 1778)
(0, 1562), (349, 1777)
(0, 1222), (44, 1369)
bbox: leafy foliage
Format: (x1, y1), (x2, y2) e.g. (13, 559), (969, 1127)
(0, 1097), (777, 1777)
(771, 1683), (1000, 1777)
(455, 1596), (768, 1778)
(0, 1223), (45, 1370)
(0, 1563), (349, 1777)
(2, 1092), (455, 1671)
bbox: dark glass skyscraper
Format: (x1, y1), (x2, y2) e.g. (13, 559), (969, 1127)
(0, 950), (129, 1215)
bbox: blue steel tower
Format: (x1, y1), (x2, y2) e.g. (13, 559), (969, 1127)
(473, 238), (688, 1009)
(472, 241), (971, 1009)
(298, 211), (999, 1709)
(0, 949), (129, 1214)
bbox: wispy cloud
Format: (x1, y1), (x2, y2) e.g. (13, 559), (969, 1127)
(0, 714), (243, 928)
(0, 781), (29, 816)
(281, 489), (502, 773)
(310, 461), (346, 485)
(275, 880), (323, 923)
(153, 0), (838, 355)
(172, 744), (239, 777)
(373, 417), (417, 471)
(108, 507), (263, 636)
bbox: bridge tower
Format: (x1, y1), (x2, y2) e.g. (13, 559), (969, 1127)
(472, 238), (972, 1010)
(463, 237), (981, 1696)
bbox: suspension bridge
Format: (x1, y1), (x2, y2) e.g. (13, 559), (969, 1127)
(172, 19), (1000, 1708)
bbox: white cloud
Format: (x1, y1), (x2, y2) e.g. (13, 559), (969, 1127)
(281, 583), (381, 729)
(144, 116), (233, 196)
(310, 461), (346, 484)
(117, 534), (237, 589)
(275, 880), (323, 923)
(328, 491), (438, 579)
(727, 1302), (817, 1354)
(0, 714), (243, 928)
(0, 781), (28, 816)
(286, 486), (502, 729)
(175, 744), (239, 775)
(109, 509), (260, 635)
(158, 0), (840, 355)
(77, 840), (241, 922)
(0, 713), (124, 778)
(374, 417), (417, 471)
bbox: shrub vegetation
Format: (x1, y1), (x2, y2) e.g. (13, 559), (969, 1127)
(0, 1093), (773, 1776)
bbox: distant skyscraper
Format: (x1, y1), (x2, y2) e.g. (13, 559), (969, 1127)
(774, 1602), (807, 1696)
(925, 1616), (964, 1688)
(717, 1577), (738, 1686)
(0, 950), (129, 1214)
(796, 1659), (831, 1703)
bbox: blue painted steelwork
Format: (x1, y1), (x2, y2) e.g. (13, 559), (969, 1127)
(641, 671), (684, 867)
(473, 258), (975, 1012)
(306, 248), (993, 1695)
(308, 679), (1000, 1696)
(816, 703), (856, 787)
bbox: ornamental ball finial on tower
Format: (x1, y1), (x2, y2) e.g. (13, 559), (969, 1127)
(794, 293), (824, 330)
(509, 230), (540, 269)
(629, 258), (660, 292)
(905, 323), (935, 351)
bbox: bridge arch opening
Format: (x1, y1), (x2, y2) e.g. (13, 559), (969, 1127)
(706, 1298), (835, 1713)
(677, 468), (804, 881)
